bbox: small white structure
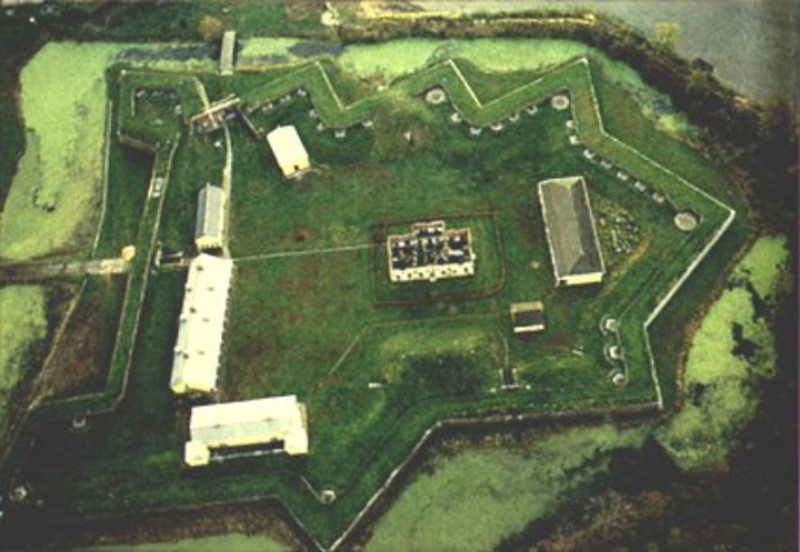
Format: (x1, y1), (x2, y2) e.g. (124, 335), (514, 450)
(551, 94), (571, 110)
(266, 125), (310, 178)
(190, 95), (241, 133)
(425, 88), (446, 104)
(194, 184), (226, 251)
(170, 254), (233, 395)
(674, 210), (699, 232)
(219, 30), (236, 76)
(184, 395), (309, 467)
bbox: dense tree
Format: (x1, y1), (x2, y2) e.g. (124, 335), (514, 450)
(750, 97), (799, 233)
(197, 15), (224, 43)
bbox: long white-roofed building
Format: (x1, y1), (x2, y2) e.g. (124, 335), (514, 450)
(266, 125), (310, 178)
(184, 395), (309, 467)
(170, 254), (233, 395)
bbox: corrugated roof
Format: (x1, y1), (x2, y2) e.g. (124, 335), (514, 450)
(195, 184), (225, 244)
(170, 254), (233, 394)
(538, 177), (605, 279)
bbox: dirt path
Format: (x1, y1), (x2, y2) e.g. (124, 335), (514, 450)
(0, 258), (130, 283)
(233, 243), (371, 264)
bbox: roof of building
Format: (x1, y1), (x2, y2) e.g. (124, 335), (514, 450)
(513, 309), (544, 328)
(266, 125), (308, 168)
(195, 184), (226, 244)
(538, 177), (605, 279)
(189, 395), (308, 455)
(170, 254), (233, 394)
(510, 301), (545, 328)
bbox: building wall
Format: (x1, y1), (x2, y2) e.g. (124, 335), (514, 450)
(389, 262), (475, 282)
(559, 271), (604, 287)
(195, 234), (224, 251)
(280, 154), (310, 178)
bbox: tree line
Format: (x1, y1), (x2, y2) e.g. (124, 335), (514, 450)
(337, 10), (798, 236)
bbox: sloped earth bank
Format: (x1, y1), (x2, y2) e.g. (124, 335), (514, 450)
(81, 533), (290, 552)
(6, 498), (308, 551)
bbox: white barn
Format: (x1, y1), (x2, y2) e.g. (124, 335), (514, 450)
(170, 254), (233, 395)
(184, 395), (309, 467)
(266, 125), (310, 178)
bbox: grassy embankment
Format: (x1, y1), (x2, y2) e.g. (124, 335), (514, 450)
(81, 533), (289, 552)
(0, 286), (47, 429)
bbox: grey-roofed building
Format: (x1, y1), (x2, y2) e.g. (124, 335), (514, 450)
(538, 176), (605, 286)
(195, 184), (226, 251)
(510, 301), (545, 333)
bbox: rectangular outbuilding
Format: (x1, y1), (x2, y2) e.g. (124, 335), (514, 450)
(219, 30), (236, 76)
(184, 395), (309, 467)
(266, 125), (310, 178)
(510, 301), (545, 333)
(194, 184), (226, 251)
(170, 254), (233, 395)
(538, 176), (605, 287)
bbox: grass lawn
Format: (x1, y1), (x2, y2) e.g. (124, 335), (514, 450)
(8, 42), (743, 548)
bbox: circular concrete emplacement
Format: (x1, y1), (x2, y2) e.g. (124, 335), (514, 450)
(425, 88), (447, 105)
(674, 210), (699, 232)
(551, 94), (570, 110)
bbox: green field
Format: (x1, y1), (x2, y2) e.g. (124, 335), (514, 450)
(5, 40), (742, 549)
